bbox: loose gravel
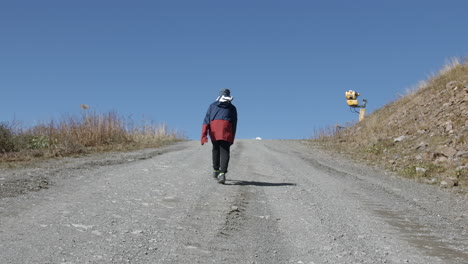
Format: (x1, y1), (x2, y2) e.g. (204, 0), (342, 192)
(0, 140), (466, 263)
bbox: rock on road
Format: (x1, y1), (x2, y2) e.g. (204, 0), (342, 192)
(0, 140), (467, 263)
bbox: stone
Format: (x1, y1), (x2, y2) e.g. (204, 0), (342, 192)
(394, 136), (407, 143)
(456, 151), (468, 158)
(440, 177), (458, 187)
(446, 81), (458, 89)
(436, 146), (457, 159)
(435, 156), (448, 164)
(444, 121), (454, 132)
(323, 246), (333, 251)
(416, 142), (428, 150)
(425, 178), (437, 184)
(415, 167), (427, 175)
(433, 152), (449, 163)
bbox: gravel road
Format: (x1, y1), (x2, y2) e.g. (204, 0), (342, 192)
(0, 140), (467, 264)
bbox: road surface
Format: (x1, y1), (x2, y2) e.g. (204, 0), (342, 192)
(0, 140), (467, 263)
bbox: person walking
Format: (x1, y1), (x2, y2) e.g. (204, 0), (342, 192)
(201, 89), (238, 184)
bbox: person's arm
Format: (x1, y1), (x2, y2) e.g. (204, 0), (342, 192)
(201, 105), (211, 145)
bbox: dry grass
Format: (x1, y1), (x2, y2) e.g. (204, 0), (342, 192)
(129, 123), (181, 148)
(0, 110), (184, 164)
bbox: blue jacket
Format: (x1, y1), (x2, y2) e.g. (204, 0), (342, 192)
(201, 101), (237, 144)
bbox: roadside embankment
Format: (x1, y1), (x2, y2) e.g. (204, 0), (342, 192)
(313, 59), (468, 193)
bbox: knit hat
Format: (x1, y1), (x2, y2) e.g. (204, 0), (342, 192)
(219, 88), (231, 97)
(216, 89), (233, 102)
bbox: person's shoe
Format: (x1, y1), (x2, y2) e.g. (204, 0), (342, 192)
(213, 170), (220, 178)
(217, 173), (226, 184)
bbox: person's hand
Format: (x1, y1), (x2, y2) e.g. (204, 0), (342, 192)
(201, 137), (208, 145)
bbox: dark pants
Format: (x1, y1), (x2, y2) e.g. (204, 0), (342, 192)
(212, 140), (231, 173)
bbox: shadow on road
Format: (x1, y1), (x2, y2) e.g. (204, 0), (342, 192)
(226, 180), (296, 187)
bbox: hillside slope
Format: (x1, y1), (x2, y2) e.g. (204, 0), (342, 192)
(316, 59), (468, 192)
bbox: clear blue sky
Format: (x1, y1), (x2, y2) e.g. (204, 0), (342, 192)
(1, 0), (467, 140)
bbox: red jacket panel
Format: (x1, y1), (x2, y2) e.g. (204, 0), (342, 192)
(201, 101), (237, 144)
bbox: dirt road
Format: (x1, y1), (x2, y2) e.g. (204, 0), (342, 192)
(0, 140), (467, 263)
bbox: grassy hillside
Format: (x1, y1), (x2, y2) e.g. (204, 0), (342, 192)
(314, 58), (468, 193)
(0, 109), (184, 166)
